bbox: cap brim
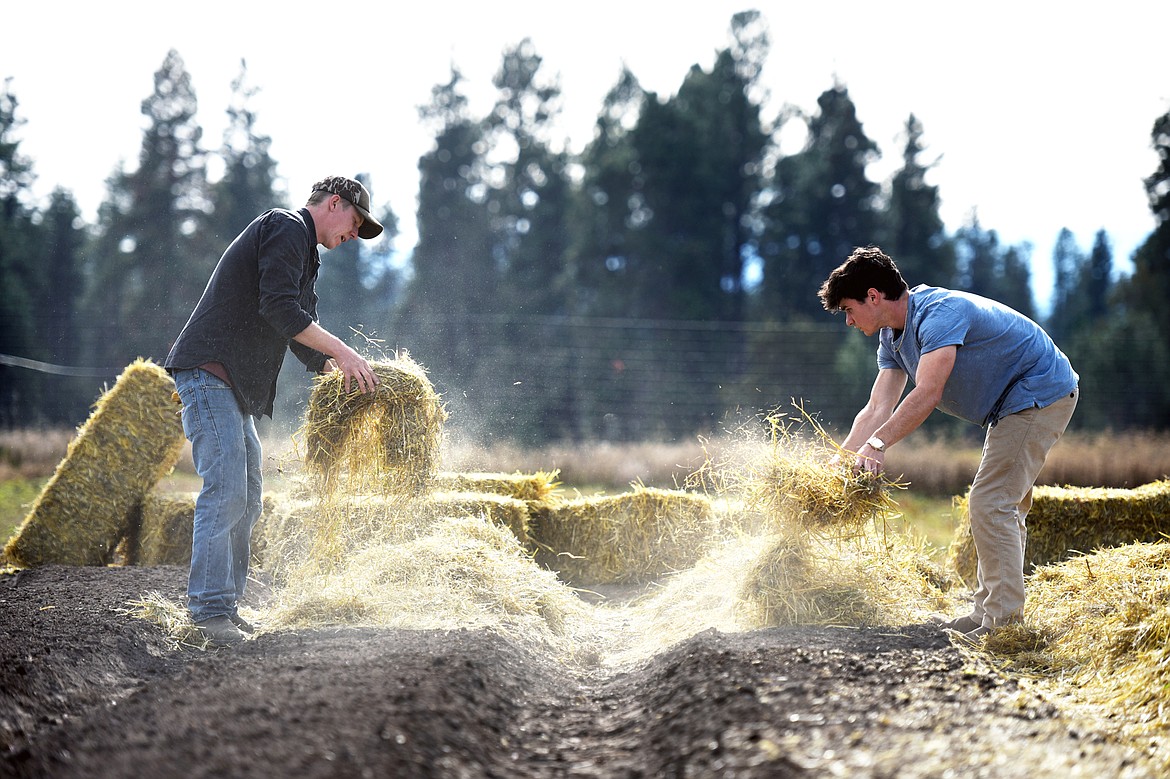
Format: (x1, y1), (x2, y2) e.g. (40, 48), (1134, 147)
(356, 205), (384, 239)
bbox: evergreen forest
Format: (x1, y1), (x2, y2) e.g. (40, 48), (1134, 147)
(2, 12), (1168, 442)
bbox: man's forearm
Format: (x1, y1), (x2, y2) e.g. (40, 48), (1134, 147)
(292, 322), (346, 357)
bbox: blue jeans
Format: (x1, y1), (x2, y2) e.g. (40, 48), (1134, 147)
(173, 368), (263, 623)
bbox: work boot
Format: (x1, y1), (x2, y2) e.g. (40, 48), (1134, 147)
(946, 624), (992, 649)
(927, 613), (981, 633)
(195, 615), (246, 648)
(229, 612), (256, 635)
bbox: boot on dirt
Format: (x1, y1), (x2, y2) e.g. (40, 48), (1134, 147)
(195, 615), (247, 648)
(229, 612), (256, 635)
(927, 613), (980, 633)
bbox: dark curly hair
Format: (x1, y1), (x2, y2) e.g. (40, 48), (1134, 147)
(818, 246), (909, 312)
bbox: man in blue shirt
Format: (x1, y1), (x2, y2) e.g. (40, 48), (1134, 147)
(166, 176), (384, 647)
(818, 246), (1078, 641)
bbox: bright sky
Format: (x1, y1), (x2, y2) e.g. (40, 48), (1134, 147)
(4, 2), (1167, 308)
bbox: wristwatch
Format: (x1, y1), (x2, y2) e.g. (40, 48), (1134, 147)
(865, 435), (886, 452)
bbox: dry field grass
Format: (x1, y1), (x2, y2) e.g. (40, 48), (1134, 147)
(3, 427), (1169, 553)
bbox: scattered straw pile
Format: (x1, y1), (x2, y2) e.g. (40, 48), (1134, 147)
(4, 359), (184, 567)
(263, 515), (594, 662)
(737, 528), (953, 628)
(300, 353), (445, 496)
(983, 541), (1170, 769)
(529, 486), (718, 586)
(946, 480), (1170, 588)
(123, 591), (262, 651)
(433, 470), (561, 504)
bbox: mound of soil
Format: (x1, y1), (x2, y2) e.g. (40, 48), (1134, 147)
(0, 565), (1157, 778)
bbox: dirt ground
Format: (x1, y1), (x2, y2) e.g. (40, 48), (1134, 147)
(0, 564), (1158, 779)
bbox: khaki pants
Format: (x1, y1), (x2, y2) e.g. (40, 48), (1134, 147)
(969, 389), (1078, 627)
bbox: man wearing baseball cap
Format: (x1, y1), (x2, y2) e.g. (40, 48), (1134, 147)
(165, 176), (384, 647)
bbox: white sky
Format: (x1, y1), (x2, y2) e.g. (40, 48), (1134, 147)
(4, 2), (1168, 308)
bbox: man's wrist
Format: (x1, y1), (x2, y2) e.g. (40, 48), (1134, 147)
(865, 435), (886, 452)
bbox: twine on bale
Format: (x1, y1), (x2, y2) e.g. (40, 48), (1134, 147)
(299, 353), (446, 497)
(3, 359), (185, 567)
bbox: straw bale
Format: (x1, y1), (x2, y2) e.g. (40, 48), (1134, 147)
(252, 492), (424, 582)
(3, 359), (185, 567)
(133, 492), (196, 565)
(946, 480), (1170, 588)
(529, 486), (718, 586)
(738, 529), (953, 628)
(433, 470), (561, 505)
(133, 492), (278, 567)
(425, 491), (531, 546)
(300, 353), (446, 496)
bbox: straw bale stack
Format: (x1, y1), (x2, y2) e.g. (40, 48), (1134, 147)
(300, 353), (446, 496)
(529, 486), (718, 585)
(433, 470), (561, 504)
(946, 480), (1170, 588)
(3, 359), (185, 567)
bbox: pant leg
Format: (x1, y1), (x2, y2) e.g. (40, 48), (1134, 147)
(175, 368), (252, 622)
(969, 390), (1078, 627)
(230, 415), (264, 605)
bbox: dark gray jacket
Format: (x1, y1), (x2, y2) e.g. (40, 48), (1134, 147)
(165, 207), (329, 418)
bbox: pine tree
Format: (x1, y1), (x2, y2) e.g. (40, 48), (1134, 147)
(759, 83), (882, 321)
(394, 68), (495, 406)
(1124, 107), (1170, 333)
(953, 212), (1035, 319)
(1085, 229), (1113, 320)
(0, 79), (40, 424)
(85, 49), (210, 371)
(209, 60), (284, 241)
(565, 66), (647, 319)
(883, 114), (955, 288)
(1048, 227), (1085, 339)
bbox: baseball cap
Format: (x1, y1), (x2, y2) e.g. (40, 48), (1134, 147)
(311, 176), (384, 239)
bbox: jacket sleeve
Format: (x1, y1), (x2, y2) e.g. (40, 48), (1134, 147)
(256, 215), (316, 339)
(290, 339), (329, 373)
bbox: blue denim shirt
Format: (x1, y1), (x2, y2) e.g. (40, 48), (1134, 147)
(165, 207), (329, 418)
(877, 285), (1079, 428)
